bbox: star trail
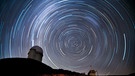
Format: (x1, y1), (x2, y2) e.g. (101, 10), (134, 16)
(0, 0), (135, 75)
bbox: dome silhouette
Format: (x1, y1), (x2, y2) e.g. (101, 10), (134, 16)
(30, 46), (43, 54)
(28, 46), (43, 62)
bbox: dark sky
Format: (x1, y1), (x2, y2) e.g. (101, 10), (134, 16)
(0, 0), (135, 75)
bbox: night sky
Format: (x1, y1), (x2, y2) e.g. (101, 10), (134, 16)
(0, 0), (135, 75)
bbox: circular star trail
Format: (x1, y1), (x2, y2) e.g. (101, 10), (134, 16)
(0, 0), (135, 75)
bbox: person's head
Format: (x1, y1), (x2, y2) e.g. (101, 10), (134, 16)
(28, 46), (43, 62)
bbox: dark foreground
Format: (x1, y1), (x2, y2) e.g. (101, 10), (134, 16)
(0, 58), (134, 76)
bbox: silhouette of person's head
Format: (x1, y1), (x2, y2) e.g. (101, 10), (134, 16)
(28, 46), (43, 62)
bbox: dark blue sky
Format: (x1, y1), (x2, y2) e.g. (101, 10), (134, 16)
(0, 0), (135, 75)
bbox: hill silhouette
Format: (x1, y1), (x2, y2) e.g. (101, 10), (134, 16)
(128, 73), (135, 76)
(0, 58), (86, 76)
(0, 58), (134, 76)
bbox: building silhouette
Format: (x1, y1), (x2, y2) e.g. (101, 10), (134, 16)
(88, 70), (97, 76)
(87, 65), (97, 76)
(28, 46), (43, 62)
(0, 45), (101, 76)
